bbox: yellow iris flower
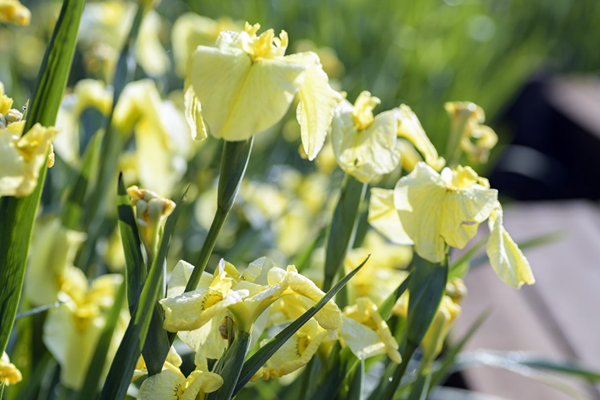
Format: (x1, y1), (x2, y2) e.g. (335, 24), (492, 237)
(339, 297), (401, 363)
(44, 274), (127, 389)
(0, 0), (30, 25)
(0, 82), (58, 197)
(137, 359), (223, 400)
(0, 352), (22, 386)
(185, 22), (342, 160)
(132, 346), (183, 382)
(445, 101), (498, 164)
(331, 91), (445, 183)
(161, 258), (342, 339)
(251, 319), (332, 381)
(25, 217), (87, 307)
(369, 162), (535, 288)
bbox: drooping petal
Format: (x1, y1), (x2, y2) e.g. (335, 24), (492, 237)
(486, 206), (535, 288)
(368, 188), (413, 245)
(332, 101), (401, 183)
(184, 78), (207, 140)
(178, 309), (228, 360)
(187, 41), (306, 141)
(396, 105), (445, 171)
(286, 52), (341, 160)
(339, 317), (386, 360)
(135, 11), (170, 77)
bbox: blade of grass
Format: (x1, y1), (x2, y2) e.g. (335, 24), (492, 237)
(323, 174), (368, 292)
(0, 0), (84, 356)
(378, 271), (412, 321)
(98, 187), (184, 400)
(233, 255), (371, 396)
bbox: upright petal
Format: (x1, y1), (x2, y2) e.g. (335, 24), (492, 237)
(368, 188), (413, 245)
(188, 43), (306, 140)
(394, 163), (447, 263)
(286, 52), (341, 160)
(138, 368), (186, 400)
(486, 206), (535, 288)
(396, 105), (445, 171)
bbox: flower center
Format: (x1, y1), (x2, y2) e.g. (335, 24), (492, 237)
(297, 336), (310, 356)
(352, 91), (380, 130)
(201, 291), (224, 310)
(241, 22), (288, 62)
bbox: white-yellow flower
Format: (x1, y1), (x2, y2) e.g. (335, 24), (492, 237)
(331, 91), (445, 183)
(0, 352), (22, 386)
(0, 0), (30, 25)
(137, 360), (223, 400)
(44, 274), (127, 389)
(445, 101), (497, 164)
(185, 22), (342, 160)
(369, 162), (535, 288)
(339, 297), (401, 363)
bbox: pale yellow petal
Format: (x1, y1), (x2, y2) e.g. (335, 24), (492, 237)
(368, 188), (413, 245)
(486, 206), (535, 288)
(286, 52), (341, 160)
(339, 317), (385, 360)
(181, 370), (224, 400)
(441, 181), (497, 250)
(167, 260), (213, 298)
(188, 43), (306, 140)
(178, 309), (228, 360)
(332, 102), (401, 183)
(396, 105), (445, 171)
(135, 11), (170, 77)
(184, 77), (207, 140)
(138, 368), (186, 400)
(0, 0), (30, 25)
(394, 163), (447, 263)
(160, 288), (248, 332)
(0, 352), (22, 386)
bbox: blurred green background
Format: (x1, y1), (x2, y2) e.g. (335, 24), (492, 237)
(2, 0), (600, 152)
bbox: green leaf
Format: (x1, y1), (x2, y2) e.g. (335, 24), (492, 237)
(98, 188), (184, 400)
(309, 345), (359, 400)
(293, 226), (326, 272)
(117, 174), (146, 314)
(61, 129), (103, 230)
(407, 372), (431, 400)
(378, 271), (412, 321)
(348, 359), (365, 400)
(453, 351), (595, 400)
(381, 255), (448, 400)
(0, 0), (85, 356)
(448, 235), (488, 280)
(76, 280), (127, 400)
(15, 352), (54, 400)
(323, 174), (368, 292)
(233, 255), (371, 396)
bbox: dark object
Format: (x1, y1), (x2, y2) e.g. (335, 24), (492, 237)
(490, 75), (600, 200)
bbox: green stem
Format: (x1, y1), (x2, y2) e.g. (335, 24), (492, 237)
(381, 344), (417, 400)
(323, 174), (368, 292)
(207, 331), (251, 400)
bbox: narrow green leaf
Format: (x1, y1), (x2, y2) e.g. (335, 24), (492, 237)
(234, 255), (371, 395)
(406, 255), (448, 349)
(15, 352), (54, 400)
(76, 280), (127, 400)
(448, 235), (488, 279)
(323, 174), (368, 291)
(430, 309), (491, 388)
(98, 188), (184, 400)
(453, 351), (595, 400)
(309, 345), (359, 400)
(61, 129), (103, 230)
(378, 272), (412, 321)
(0, 0), (84, 356)
(117, 174), (146, 314)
